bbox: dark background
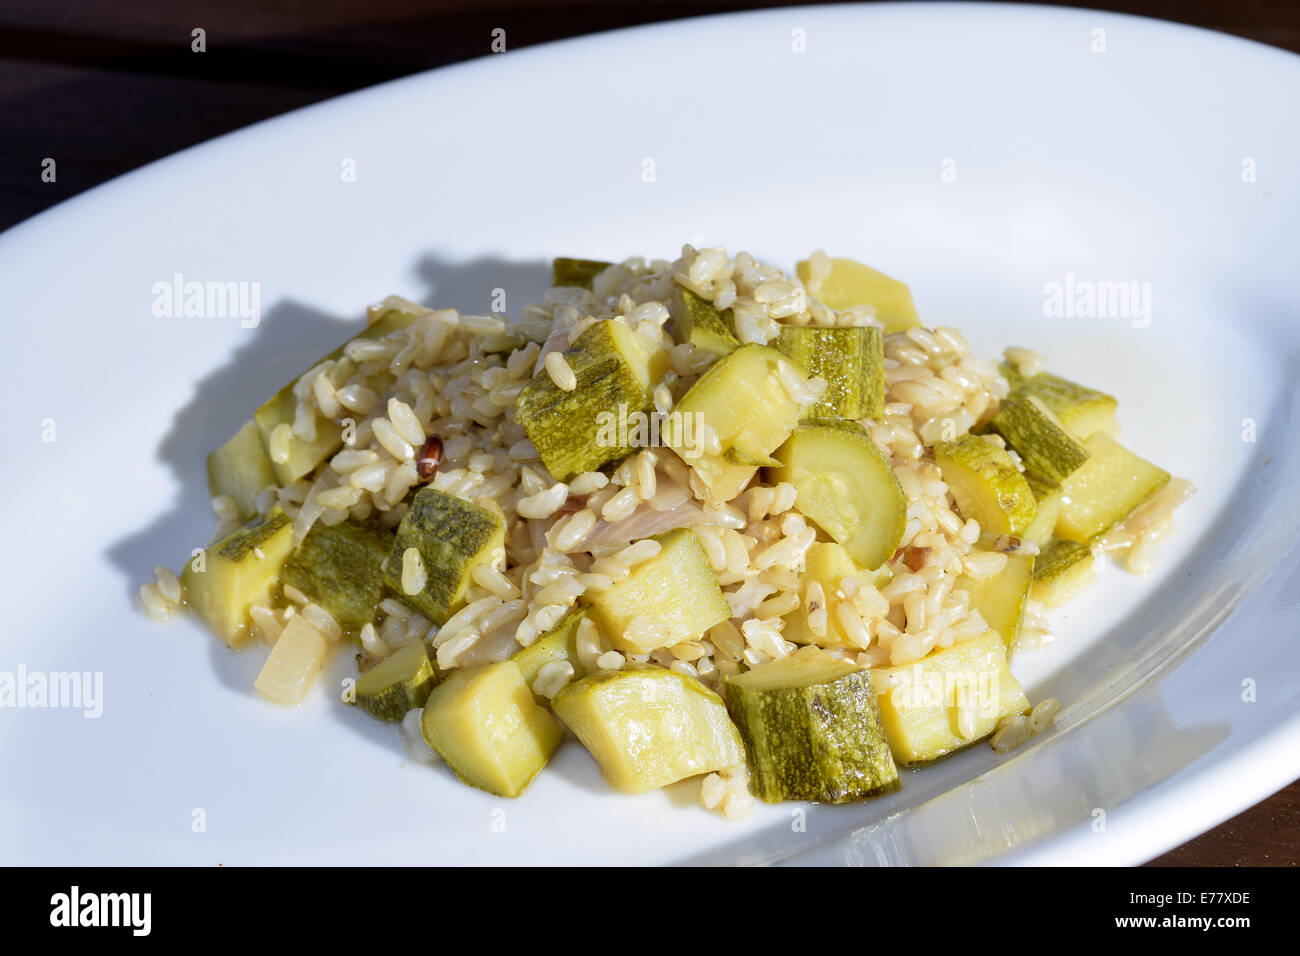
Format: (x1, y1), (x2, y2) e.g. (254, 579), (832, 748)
(2, 0), (1296, 865)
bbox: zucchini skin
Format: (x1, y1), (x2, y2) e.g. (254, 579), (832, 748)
(988, 396), (1090, 483)
(383, 488), (504, 624)
(282, 518), (394, 630)
(776, 325), (884, 421)
(552, 257), (612, 289)
(354, 640), (438, 722)
(726, 668), (899, 804)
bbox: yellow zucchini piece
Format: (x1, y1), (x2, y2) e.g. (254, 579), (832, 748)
(354, 640), (438, 721)
(1054, 433), (1170, 543)
(776, 325), (885, 421)
(796, 256), (919, 333)
(510, 607), (590, 693)
(769, 422), (907, 569)
(181, 506), (295, 649)
(665, 343), (805, 501)
(281, 518), (393, 630)
(988, 396), (1091, 482)
(872, 630), (1030, 764)
(1021, 471), (1063, 550)
(207, 419), (277, 520)
(552, 257), (612, 289)
(673, 283), (739, 360)
(725, 649), (899, 803)
(1031, 540), (1096, 607)
(585, 529), (730, 652)
(955, 550), (1034, 651)
(515, 319), (669, 481)
(421, 661), (565, 798)
(384, 488), (505, 625)
(552, 665), (745, 793)
(933, 434), (1037, 536)
(1001, 362), (1118, 441)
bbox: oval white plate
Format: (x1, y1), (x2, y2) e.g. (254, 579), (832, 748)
(2, 3), (1298, 866)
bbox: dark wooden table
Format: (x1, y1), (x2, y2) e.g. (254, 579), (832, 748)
(3, 0), (1295, 866)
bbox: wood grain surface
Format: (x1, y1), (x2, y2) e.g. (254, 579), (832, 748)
(1, 0), (1295, 866)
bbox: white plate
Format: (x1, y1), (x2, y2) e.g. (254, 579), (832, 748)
(2, 3), (1298, 866)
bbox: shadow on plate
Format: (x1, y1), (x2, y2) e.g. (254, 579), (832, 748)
(105, 253), (550, 604)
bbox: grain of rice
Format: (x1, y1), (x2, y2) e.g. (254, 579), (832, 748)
(283, 583), (310, 605)
(138, 582), (174, 620)
(533, 603), (570, 633)
(336, 383), (378, 415)
(544, 350), (578, 391)
(387, 398), (425, 446)
(596, 650), (626, 670)
(755, 590), (800, 620)
(598, 486), (639, 522)
(533, 660), (575, 699)
(471, 564), (520, 600)
(991, 715), (1032, 753)
(834, 602), (874, 650)
(1029, 697), (1060, 733)
(302, 602), (342, 641)
(962, 550), (1008, 580)
(268, 423), (293, 465)
(614, 538), (662, 568)
(437, 630), (481, 670)
(400, 547), (427, 596)
(373, 418), (414, 461)
(517, 482), (570, 520)
(552, 508), (597, 551)
(568, 471), (609, 495)
(250, 603), (284, 645)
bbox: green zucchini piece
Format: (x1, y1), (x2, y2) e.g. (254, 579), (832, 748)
(775, 325), (885, 421)
(665, 343), (805, 501)
(254, 307), (416, 485)
(1031, 539), (1095, 607)
(1001, 362), (1118, 441)
(933, 434), (1037, 536)
(181, 506), (295, 649)
(673, 283), (739, 360)
(769, 421), (907, 570)
(552, 257), (613, 290)
(725, 649), (899, 803)
(795, 256), (920, 333)
(988, 396), (1090, 482)
(354, 640), (438, 721)
(585, 529), (730, 652)
(515, 319), (669, 482)
(208, 419), (277, 520)
(872, 630), (1030, 764)
(421, 661), (565, 798)
(955, 548), (1034, 651)
(385, 488), (505, 624)
(281, 518), (394, 630)
(552, 665), (745, 793)
(1055, 432), (1170, 543)
(511, 607), (590, 693)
